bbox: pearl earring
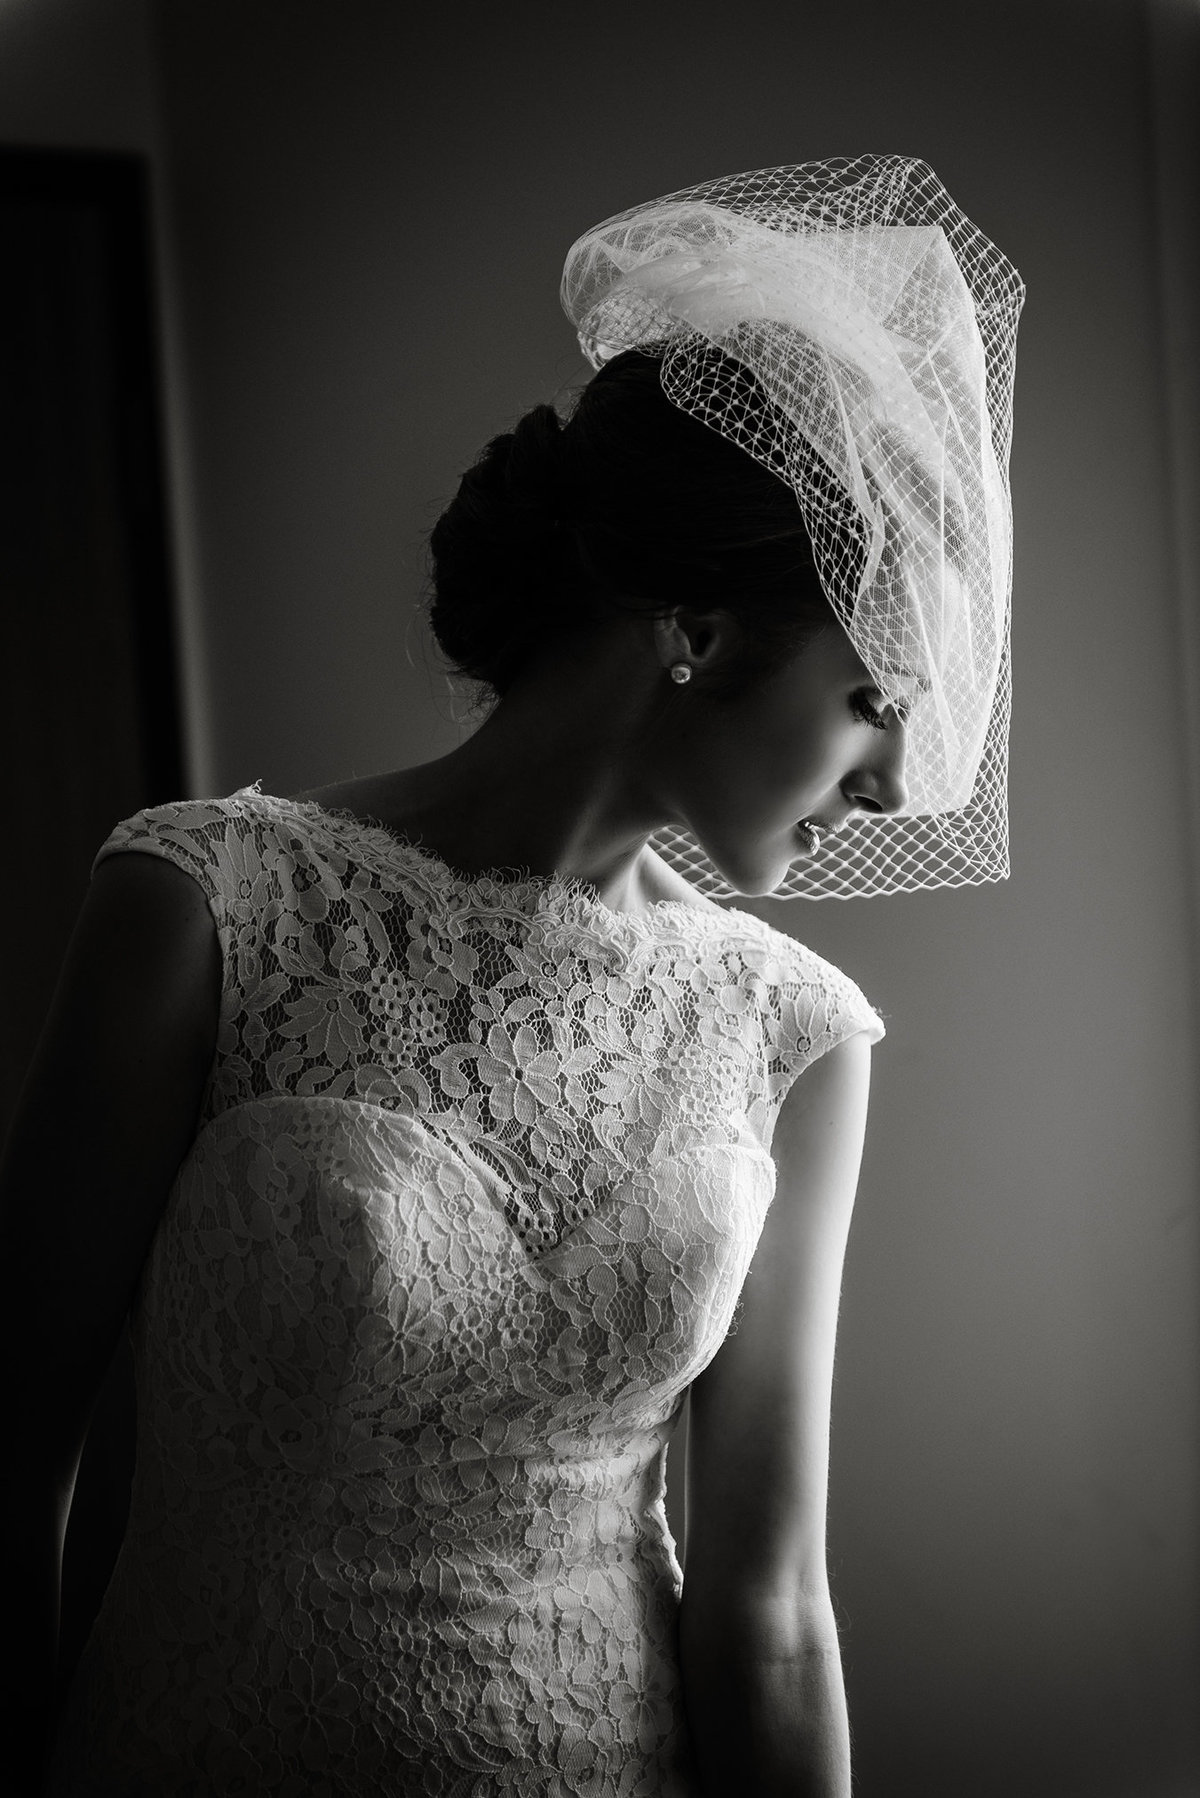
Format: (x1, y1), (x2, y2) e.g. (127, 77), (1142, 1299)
(669, 662), (693, 685)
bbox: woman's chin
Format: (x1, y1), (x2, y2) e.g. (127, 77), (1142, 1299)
(703, 842), (795, 899)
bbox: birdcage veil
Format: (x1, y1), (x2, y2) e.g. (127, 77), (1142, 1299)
(560, 154), (1025, 898)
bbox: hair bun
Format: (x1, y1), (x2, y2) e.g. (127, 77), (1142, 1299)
(505, 405), (570, 529)
(429, 404), (582, 694)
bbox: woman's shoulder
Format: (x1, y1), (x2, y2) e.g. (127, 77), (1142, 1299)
(622, 851), (886, 1054)
(98, 782), (274, 851)
(706, 903), (887, 1054)
(93, 784), (319, 909)
(652, 868), (847, 985)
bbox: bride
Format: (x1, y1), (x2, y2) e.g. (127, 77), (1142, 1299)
(4, 153), (1022, 1797)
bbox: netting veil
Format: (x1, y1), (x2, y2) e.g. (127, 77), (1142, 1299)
(560, 154), (1025, 899)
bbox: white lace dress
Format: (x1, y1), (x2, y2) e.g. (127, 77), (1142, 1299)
(48, 787), (883, 1798)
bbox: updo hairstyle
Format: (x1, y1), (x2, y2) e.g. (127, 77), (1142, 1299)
(428, 350), (854, 702)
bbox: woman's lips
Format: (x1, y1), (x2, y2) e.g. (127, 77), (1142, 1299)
(795, 817), (850, 856)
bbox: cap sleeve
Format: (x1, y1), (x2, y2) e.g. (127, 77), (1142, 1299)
(757, 931), (885, 1120)
(92, 788), (301, 1123)
(91, 788), (271, 929)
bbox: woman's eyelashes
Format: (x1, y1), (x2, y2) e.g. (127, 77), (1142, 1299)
(850, 689), (891, 731)
(849, 688), (912, 731)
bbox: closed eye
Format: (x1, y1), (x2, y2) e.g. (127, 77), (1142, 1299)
(851, 686), (916, 731)
(850, 689), (894, 731)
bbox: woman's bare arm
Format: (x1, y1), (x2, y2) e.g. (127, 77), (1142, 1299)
(0, 853), (220, 1791)
(679, 1031), (872, 1798)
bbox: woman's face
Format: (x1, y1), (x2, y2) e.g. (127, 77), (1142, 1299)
(660, 620), (911, 897)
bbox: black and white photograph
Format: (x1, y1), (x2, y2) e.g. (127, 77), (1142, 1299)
(1, 2), (1197, 1794)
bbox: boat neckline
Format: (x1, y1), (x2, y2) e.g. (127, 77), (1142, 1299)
(252, 788), (744, 935)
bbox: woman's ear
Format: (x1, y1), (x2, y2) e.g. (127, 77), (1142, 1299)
(652, 608), (743, 677)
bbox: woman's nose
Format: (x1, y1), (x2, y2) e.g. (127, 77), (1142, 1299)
(844, 734), (909, 816)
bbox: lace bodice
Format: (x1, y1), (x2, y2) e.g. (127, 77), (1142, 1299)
(49, 787), (883, 1797)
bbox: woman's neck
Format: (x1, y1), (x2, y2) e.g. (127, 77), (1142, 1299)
(303, 626), (691, 912)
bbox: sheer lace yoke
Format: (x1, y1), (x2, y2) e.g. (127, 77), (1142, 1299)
(277, 790), (741, 953)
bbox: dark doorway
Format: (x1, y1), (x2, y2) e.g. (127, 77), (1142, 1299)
(0, 144), (183, 1695)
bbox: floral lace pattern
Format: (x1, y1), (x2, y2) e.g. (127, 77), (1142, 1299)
(49, 789), (882, 1796)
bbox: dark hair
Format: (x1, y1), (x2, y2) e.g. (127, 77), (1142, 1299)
(428, 350), (855, 701)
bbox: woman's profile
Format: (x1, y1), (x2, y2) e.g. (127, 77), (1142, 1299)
(3, 154), (1023, 1796)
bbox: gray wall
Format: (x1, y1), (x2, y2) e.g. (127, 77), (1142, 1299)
(0, 0), (158, 148)
(5, 2), (1198, 1794)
